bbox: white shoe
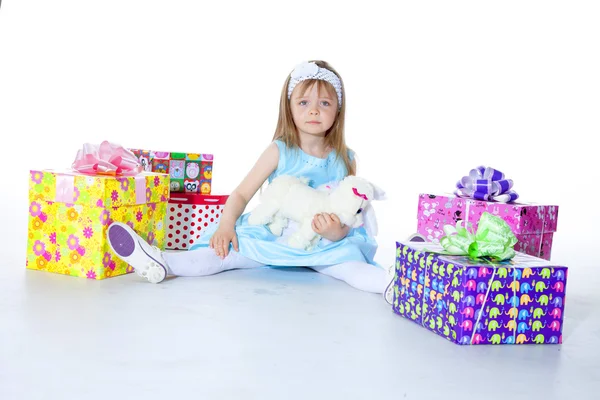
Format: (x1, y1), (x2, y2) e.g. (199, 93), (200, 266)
(407, 233), (427, 242)
(384, 233), (427, 304)
(106, 222), (168, 283)
(383, 264), (395, 305)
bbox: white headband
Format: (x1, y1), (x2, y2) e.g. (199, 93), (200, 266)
(287, 62), (343, 109)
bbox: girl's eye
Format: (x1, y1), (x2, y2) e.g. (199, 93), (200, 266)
(356, 208), (363, 214)
(299, 101), (307, 106)
(321, 101), (330, 106)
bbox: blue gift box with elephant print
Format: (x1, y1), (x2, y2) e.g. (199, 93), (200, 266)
(392, 242), (568, 345)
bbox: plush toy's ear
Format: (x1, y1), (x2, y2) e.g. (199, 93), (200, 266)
(362, 203), (379, 237)
(370, 182), (387, 201)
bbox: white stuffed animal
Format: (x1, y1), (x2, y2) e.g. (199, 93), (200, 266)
(247, 175), (385, 250)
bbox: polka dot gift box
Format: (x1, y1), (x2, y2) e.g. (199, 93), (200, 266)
(165, 193), (228, 250)
(26, 170), (169, 279)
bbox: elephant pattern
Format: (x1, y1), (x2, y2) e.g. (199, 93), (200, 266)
(416, 194), (558, 260)
(392, 242), (567, 345)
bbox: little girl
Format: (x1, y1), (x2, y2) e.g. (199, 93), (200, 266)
(107, 60), (396, 303)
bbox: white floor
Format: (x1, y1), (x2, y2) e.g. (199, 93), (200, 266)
(1, 258), (599, 400)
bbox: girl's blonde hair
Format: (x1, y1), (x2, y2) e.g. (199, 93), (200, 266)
(272, 60), (355, 176)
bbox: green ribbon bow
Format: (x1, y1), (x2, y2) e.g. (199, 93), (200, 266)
(439, 212), (518, 261)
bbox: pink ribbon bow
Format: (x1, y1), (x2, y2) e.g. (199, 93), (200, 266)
(72, 141), (142, 176)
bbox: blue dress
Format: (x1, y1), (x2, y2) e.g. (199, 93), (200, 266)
(189, 140), (379, 267)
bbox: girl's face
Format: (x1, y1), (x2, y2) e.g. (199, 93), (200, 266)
(290, 82), (338, 138)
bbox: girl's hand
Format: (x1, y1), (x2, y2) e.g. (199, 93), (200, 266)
(209, 225), (239, 259)
(311, 213), (349, 242)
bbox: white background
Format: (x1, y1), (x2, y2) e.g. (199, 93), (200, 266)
(1, 0), (598, 269)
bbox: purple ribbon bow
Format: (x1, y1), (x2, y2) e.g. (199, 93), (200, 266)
(455, 166), (519, 203)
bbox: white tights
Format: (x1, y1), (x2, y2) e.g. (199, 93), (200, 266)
(162, 247), (388, 294)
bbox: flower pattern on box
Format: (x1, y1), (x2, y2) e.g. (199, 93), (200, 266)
(26, 170), (168, 279)
(392, 242), (567, 345)
(417, 193), (559, 260)
(28, 170), (168, 208)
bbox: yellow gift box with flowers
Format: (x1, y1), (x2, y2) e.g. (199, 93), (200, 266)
(26, 169), (169, 279)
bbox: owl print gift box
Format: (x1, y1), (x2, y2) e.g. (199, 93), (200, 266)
(130, 149), (213, 194)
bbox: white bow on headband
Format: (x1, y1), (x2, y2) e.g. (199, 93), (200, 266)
(287, 62), (343, 109)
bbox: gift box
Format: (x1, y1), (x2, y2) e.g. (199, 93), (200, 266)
(26, 170), (169, 279)
(165, 193), (228, 250)
(392, 241), (568, 345)
(129, 149), (213, 194)
(417, 193), (559, 260)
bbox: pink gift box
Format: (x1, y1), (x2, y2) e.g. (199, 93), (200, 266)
(417, 193), (559, 260)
